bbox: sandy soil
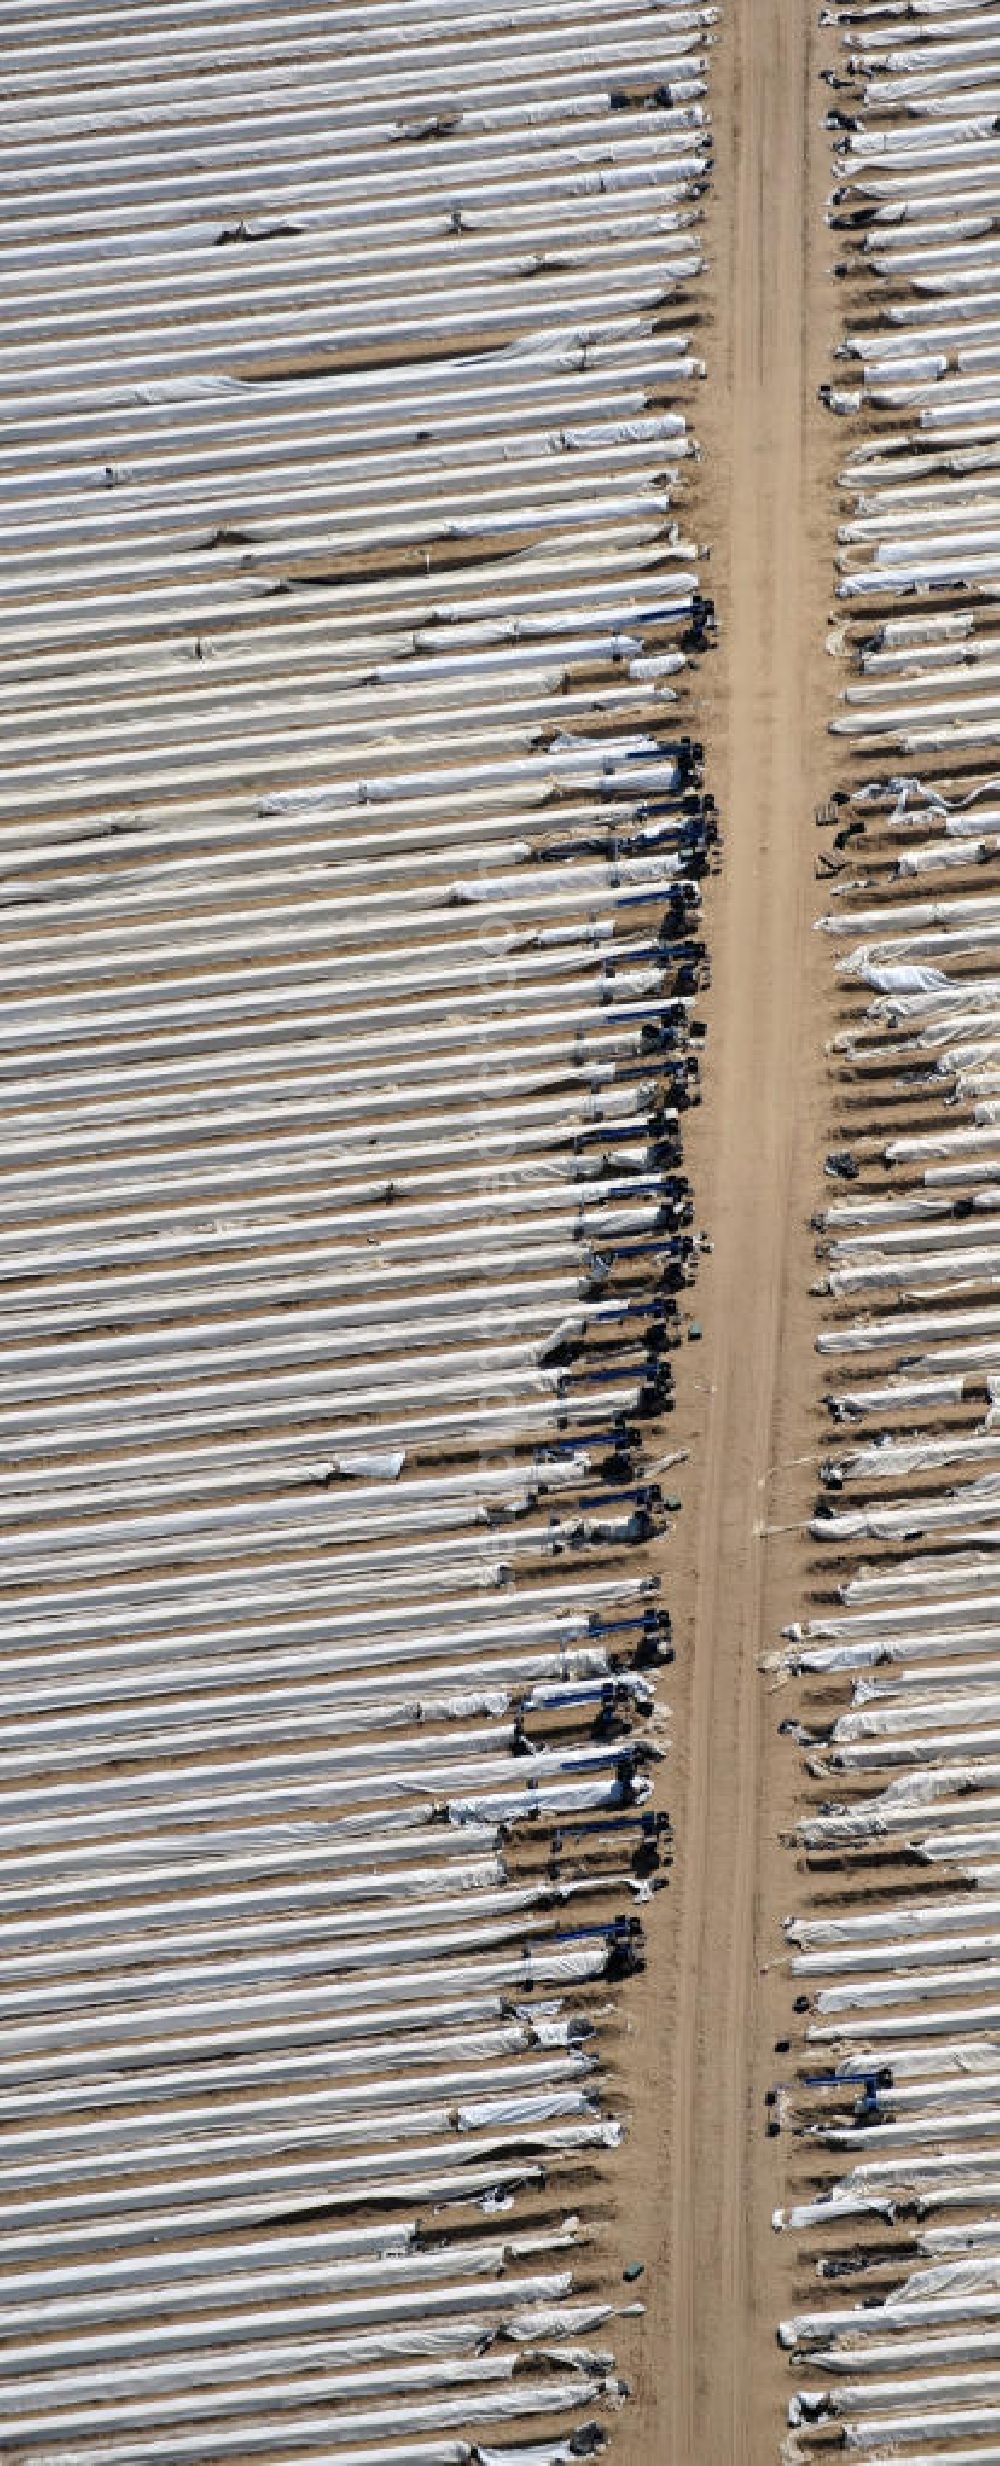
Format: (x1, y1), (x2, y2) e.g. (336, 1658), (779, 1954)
(609, 5), (845, 2459)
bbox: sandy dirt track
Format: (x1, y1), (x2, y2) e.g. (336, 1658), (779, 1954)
(613, 4), (842, 2459)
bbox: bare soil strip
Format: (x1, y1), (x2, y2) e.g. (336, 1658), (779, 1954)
(614, 7), (844, 2459)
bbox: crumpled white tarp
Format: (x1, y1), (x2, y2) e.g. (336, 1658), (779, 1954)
(852, 960), (952, 994)
(476, 2445), (592, 2466)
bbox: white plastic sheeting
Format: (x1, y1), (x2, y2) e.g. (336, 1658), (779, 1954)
(768, 6), (1000, 2457)
(0, 0), (717, 2453)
